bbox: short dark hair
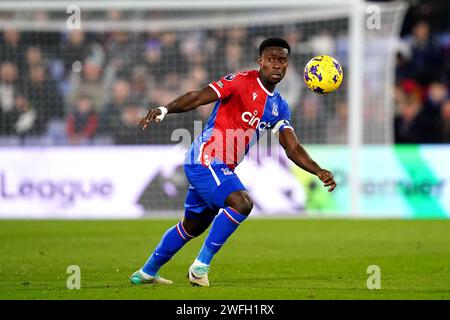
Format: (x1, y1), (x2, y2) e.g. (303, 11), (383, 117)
(259, 37), (291, 56)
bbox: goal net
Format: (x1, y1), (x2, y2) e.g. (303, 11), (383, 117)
(0, 1), (408, 215)
(0, 1), (407, 146)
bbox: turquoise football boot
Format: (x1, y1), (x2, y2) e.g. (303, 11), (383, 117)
(129, 270), (173, 285)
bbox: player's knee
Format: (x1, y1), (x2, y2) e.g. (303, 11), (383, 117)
(226, 191), (253, 216)
(182, 218), (211, 237)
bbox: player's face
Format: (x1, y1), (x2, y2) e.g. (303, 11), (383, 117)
(258, 47), (289, 85)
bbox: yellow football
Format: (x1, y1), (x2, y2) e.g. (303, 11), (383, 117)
(303, 55), (343, 94)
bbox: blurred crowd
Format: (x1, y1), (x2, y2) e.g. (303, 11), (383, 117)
(0, 1), (448, 146)
(393, 0), (450, 143)
(0, 26), (294, 145)
(394, 21), (450, 143)
(0, 28), (213, 145)
(0, 24), (332, 146)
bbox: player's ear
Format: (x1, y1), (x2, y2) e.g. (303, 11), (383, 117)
(257, 56), (262, 67)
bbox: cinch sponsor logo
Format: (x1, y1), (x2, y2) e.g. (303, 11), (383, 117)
(0, 171), (113, 208)
(241, 111), (271, 130)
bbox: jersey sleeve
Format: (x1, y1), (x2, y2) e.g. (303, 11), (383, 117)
(271, 100), (294, 137)
(208, 73), (245, 100)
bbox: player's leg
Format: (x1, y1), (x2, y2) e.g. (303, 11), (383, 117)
(182, 217), (213, 237)
(187, 164), (252, 286)
(129, 218), (192, 285)
(195, 190), (252, 266)
(193, 191), (252, 264)
(130, 188), (214, 285)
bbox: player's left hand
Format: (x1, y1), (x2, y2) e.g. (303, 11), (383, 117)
(316, 169), (337, 192)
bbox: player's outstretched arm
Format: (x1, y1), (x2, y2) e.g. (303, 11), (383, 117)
(138, 86), (218, 130)
(279, 128), (337, 192)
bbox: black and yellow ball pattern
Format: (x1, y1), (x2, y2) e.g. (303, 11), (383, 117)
(303, 55), (343, 94)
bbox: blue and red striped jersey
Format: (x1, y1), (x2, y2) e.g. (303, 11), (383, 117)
(185, 70), (293, 169)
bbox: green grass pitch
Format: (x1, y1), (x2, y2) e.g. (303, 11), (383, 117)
(0, 219), (449, 300)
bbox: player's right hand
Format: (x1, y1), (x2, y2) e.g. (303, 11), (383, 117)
(316, 169), (337, 192)
(138, 108), (162, 130)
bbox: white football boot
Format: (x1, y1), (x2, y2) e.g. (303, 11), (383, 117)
(188, 260), (210, 287)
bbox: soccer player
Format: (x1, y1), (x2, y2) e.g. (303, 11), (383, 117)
(130, 37), (336, 287)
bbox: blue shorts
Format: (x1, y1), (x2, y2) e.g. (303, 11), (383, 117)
(183, 163), (247, 222)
